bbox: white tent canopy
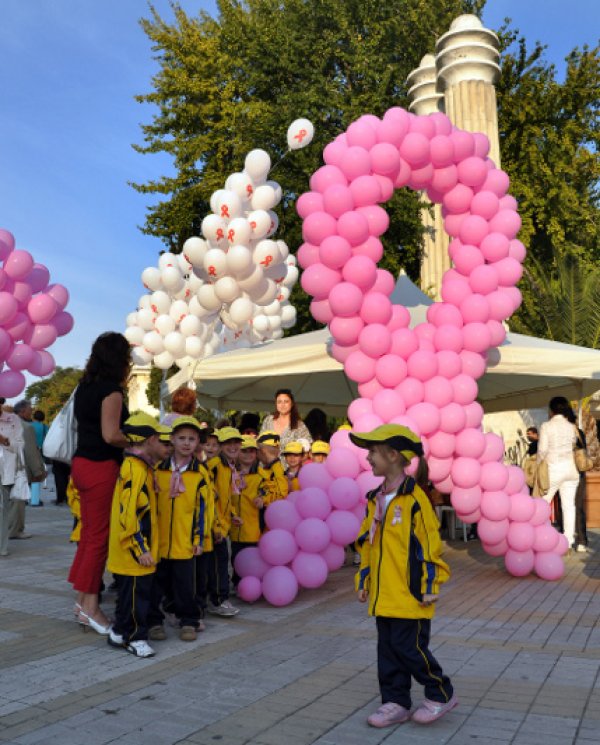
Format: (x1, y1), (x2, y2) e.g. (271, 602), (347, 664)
(165, 274), (600, 415)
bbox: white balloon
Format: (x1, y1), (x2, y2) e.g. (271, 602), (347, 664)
(237, 266), (264, 291)
(277, 286), (291, 302)
(197, 284), (222, 311)
(182, 236), (209, 267)
(179, 314), (202, 337)
(215, 190), (243, 221)
(244, 149), (271, 181)
(286, 254), (297, 266)
(226, 217), (252, 246)
(246, 210), (271, 240)
(283, 265), (299, 287)
(248, 277), (269, 300)
(124, 326), (145, 346)
(141, 267), (162, 291)
(158, 252), (178, 270)
(266, 210), (279, 237)
(175, 355), (194, 369)
(287, 118), (314, 150)
(253, 239), (281, 269)
(253, 279), (278, 306)
(226, 245), (252, 275)
(264, 261), (288, 283)
(267, 180), (283, 204)
(154, 350), (175, 370)
(214, 276), (240, 303)
(173, 282), (193, 301)
(132, 347), (153, 365)
(161, 266), (184, 291)
(203, 248), (228, 280)
(138, 295), (152, 310)
(149, 290), (171, 315)
(252, 314), (270, 335)
(126, 312), (138, 327)
(225, 172), (255, 202)
(177, 253), (192, 274)
(163, 331), (185, 357)
(268, 315), (282, 331)
(281, 305), (297, 328)
(263, 300), (281, 317)
(251, 184), (279, 212)
(169, 300), (189, 324)
(229, 296), (254, 325)
(201, 214), (227, 243)
(276, 239), (289, 261)
(272, 328), (284, 339)
(189, 295), (215, 318)
(143, 330), (165, 354)
(187, 273), (204, 292)
(137, 308), (156, 331)
(185, 336), (204, 358)
(154, 314), (176, 336)
(210, 189), (228, 214)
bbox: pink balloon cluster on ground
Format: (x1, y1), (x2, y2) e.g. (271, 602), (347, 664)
(235, 458), (369, 605)
(297, 108), (565, 581)
(0, 229), (73, 398)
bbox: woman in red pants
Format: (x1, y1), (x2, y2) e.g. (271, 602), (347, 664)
(68, 332), (131, 634)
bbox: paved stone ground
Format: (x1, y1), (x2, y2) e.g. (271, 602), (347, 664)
(1, 475), (600, 745)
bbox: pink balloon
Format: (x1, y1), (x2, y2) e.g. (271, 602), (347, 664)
(450, 130), (476, 161)
(375, 354), (408, 388)
(296, 487), (332, 520)
(292, 552), (329, 589)
(339, 146), (372, 181)
(480, 232), (510, 262)
(532, 524), (560, 553)
(353, 236), (384, 262)
(436, 350), (462, 378)
(370, 142), (401, 175)
(27, 323), (58, 350)
(427, 431), (455, 459)
(0, 229), (15, 256)
(555, 533), (570, 556)
(406, 350), (437, 381)
(505, 548), (535, 577)
(329, 477), (361, 510)
(338, 211), (370, 246)
(451, 457), (481, 488)
(356, 471), (382, 498)
(311, 299), (334, 325)
(406, 402), (440, 435)
(439, 402), (467, 434)
(347, 120), (378, 149)
(530, 498), (551, 526)
(477, 517), (509, 545)
(372, 389), (405, 422)
(323, 184), (355, 218)
(296, 191), (325, 218)
(329, 282), (364, 317)
(482, 539), (509, 557)
(534, 551), (565, 581)
(433, 325), (464, 354)
(259, 529), (298, 566)
(480, 462), (509, 492)
(0, 370), (25, 398)
(295, 517), (331, 553)
(372, 269), (395, 296)
(489, 209), (522, 239)
(326, 510), (361, 546)
(0, 292), (18, 324)
(423, 376), (453, 408)
(330, 316), (364, 346)
(298, 462), (334, 491)
(24, 263), (50, 294)
(51, 311), (75, 337)
(310, 165), (347, 193)
(343, 255), (377, 290)
(348, 397), (373, 424)
(301, 263), (341, 300)
(13, 281), (33, 310)
(0, 329), (11, 359)
(321, 543), (346, 571)
(234, 546), (270, 579)
(329, 429), (353, 449)
(349, 175), (382, 206)
(4, 250), (34, 280)
(464, 401), (484, 428)
(390, 328), (419, 359)
(508, 493), (536, 522)
(262, 566), (298, 607)
(399, 132), (430, 168)
(6, 343), (35, 371)
(454, 428), (485, 458)
(303, 212), (337, 245)
(480, 433), (505, 463)
(325, 447), (361, 480)
(428, 456), (452, 482)
(443, 184), (473, 214)
(459, 215), (489, 246)
(451, 486), (482, 514)
(297, 242), (320, 269)
(450, 374), (478, 405)
(480, 490), (511, 521)
(507, 521), (535, 552)
(27, 293), (58, 324)
(495, 257), (524, 286)
(357, 378), (383, 398)
(360, 292), (392, 325)
(27, 350), (55, 376)
(456, 156), (488, 188)
(265, 500), (301, 532)
(320, 235), (353, 269)
(482, 168), (510, 196)
(505, 466), (526, 495)
(470, 190), (500, 220)
(6, 312), (32, 342)
(237, 575), (262, 602)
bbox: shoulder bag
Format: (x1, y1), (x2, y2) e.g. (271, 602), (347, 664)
(42, 388), (78, 464)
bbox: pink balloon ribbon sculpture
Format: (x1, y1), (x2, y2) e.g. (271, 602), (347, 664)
(0, 229), (74, 398)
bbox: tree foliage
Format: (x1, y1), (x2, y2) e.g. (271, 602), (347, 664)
(25, 367), (83, 422)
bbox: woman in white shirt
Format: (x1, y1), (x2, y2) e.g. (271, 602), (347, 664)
(0, 409), (26, 556)
(537, 397), (579, 550)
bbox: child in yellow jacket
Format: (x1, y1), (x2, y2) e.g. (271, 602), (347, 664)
(148, 416), (212, 642)
(106, 413), (170, 658)
(257, 431), (288, 506)
(352, 424), (456, 728)
(282, 440), (303, 493)
(230, 436), (263, 587)
(66, 477), (81, 543)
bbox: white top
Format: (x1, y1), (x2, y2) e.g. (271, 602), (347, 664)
(0, 412), (25, 486)
(538, 415), (577, 466)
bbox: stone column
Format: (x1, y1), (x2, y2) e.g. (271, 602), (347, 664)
(406, 55), (448, 299)
(436, 14), (501, 167)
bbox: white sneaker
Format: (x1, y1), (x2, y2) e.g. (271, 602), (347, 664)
(126, 640), (155, 658)
(107, 629), (124, 648)
(208, 600), (239, 617)
(576, 544), (589, 553)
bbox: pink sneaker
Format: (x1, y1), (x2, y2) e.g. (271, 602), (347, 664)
(411, 695), (458, 724)
(367, 702), (411, 728)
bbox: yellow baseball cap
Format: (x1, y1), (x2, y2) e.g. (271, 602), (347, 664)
(311, 440), (330, 455)
(282, 441), (303, 455)
(123, 412), (165, 442)
(216, 426), (243, 443)
(241, 435), (258, 450)
(158, 423), (173, 442)
(171, 415), (204, 434)
(349, 424), (423, 461)
(337, 423), (352, 431)
(257, 431), (281, 447)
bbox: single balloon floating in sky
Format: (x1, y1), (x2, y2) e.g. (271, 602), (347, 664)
(0, 228), (74, 398)
(287, 118), (315, 150)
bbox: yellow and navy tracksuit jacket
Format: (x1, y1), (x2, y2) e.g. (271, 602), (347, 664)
(206, 455), (239, 537)
(230, 465), (263, 543)
(355, 477), (450, 620)
(258, 459), (288, 504)
(66, 477), (81, 543)
(107, 454), (158, 577)
(154, 458), (212, 560)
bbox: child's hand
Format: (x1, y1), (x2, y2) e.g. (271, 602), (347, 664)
(420, 594), (438, 607)
(193, 545), (204, 556)
(138, 551), (155, 567)
(357, 589), (368, 603)
(232, 515), (243, 526)
(253, 497), (264, 509)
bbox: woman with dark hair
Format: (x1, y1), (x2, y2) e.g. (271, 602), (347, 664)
(538, 396), (579, 551)
(259, 389), (311, 453)
(304, 408), (331, 443)
(68, 332), (131, 633)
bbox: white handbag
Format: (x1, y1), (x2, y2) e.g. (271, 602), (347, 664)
(10, 450), (30, 502)
(42, 388), (78, 464)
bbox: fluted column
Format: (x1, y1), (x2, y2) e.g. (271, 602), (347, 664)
(436, 14), (501, 167)
(406, 55), (448, 299)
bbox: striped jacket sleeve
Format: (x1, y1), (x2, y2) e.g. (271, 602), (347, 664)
(413, 489), (450, 596)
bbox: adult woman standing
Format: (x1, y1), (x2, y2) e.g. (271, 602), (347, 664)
(68, 333), (131, 633)
(538, 396), (579, 551)
(0, 409), (25, 556)
(260, 388), (312, 453)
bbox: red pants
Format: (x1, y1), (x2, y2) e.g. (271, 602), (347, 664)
(68, 457), (120, 594)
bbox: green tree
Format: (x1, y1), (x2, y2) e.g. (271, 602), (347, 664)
(132, 0), (484, 332)
(25, 367), (83, 422)
(146, 364), (179, 409)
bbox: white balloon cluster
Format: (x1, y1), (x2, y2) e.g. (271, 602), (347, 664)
(125, 146), (304, 370)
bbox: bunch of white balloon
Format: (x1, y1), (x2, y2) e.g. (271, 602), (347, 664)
(125, 119), (314, 370)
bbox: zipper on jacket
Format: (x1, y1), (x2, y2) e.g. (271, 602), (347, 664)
(167, 499), (175, 557)
(371, 499), (392, 615)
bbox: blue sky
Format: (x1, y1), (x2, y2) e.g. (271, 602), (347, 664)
(0, 0), (597, 380)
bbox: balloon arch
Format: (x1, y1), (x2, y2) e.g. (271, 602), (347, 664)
(236, 107), (566, 606)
